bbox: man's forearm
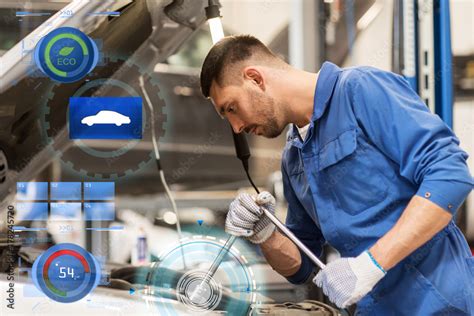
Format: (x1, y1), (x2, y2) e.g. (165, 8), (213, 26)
(260, 195), (452, 277)
(260, 230), (302, 276)
(369, 195), (452, 270)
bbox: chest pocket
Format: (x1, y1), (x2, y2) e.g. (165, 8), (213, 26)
(317, 128), (388, 215)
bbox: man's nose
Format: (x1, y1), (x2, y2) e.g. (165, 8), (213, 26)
(228, 116), (245, 134)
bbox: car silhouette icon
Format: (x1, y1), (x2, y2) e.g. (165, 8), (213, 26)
(81, 110), (131, 126)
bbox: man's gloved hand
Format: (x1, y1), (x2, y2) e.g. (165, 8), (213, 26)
(225, 191), (276, 244)
(313, 251), (386, 308)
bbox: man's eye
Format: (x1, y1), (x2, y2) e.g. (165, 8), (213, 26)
(227, 105), (235, 113)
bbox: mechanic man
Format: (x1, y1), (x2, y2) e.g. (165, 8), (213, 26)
(200, 35), (473, 315)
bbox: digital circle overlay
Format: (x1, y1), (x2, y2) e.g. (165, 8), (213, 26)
(32, 243), (101, 303)
(176, 270), (223, 313)
(34, 27), (99, 83)
(39, 55), (167, 180)
(145, 236), (257, 315)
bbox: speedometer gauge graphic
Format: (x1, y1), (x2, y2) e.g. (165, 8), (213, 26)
(32, 243), (101, 303)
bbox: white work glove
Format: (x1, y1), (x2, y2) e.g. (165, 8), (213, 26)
(225, 191), (276, 244)
(313, 251), (386, 308)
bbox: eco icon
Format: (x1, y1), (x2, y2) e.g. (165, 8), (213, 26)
(34, 27), (98, 83)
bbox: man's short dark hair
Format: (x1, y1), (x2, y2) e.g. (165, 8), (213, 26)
(200, 35), (283, 98)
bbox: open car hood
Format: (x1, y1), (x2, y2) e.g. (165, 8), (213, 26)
(0, 0), (214, 201)
(1, 0), (210, 93)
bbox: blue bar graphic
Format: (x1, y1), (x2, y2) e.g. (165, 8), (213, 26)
(12, 226), (48, 232)
(16, 11), (52, 16)
(50, 203), (81, 220)
(16, 202), (48, 221)
(88, 11), (121, 16)
(16, 182), (48, 200)
(84, 202), (115, 221)
(84, 182), (114, 200)
(50, 182), (81, 200)
(86, 226), (124, 231)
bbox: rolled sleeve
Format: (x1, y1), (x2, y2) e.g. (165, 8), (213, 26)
(347, 68), (473, 214)
(416, 180), (473, 213)
(281, 165), (325, 284)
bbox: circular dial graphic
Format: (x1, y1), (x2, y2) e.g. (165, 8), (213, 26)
(176, 270), (223, 312)
(32, 243), (101, 303)
(39, 55), (167, 180)
(34, 27), (99, 83)
(145, 236), (256, 315)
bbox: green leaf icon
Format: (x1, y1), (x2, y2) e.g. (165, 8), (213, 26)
(59, 46), (74, 56)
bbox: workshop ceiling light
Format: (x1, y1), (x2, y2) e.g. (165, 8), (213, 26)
(206, 0), (224, 44)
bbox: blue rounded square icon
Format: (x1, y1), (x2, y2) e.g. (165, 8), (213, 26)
(69, 97), (142, 139)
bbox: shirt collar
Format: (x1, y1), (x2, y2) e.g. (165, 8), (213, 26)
(312, 61), (342, 121)
(287, 62), (342, 144)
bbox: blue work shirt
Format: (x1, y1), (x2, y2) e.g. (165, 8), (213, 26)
(282, 62), (473, 315)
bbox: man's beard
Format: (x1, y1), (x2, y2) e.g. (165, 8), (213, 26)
(250, 90), (286, 139)
(260, 116), (282, 138)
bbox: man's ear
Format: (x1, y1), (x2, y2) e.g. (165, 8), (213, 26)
(243, 67), (265, 91)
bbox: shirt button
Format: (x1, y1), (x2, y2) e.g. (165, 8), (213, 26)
(424, 192), (431, 198)
(448, 204), (453, 209)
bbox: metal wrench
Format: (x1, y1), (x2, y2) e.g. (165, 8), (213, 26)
(190, 198), (326, 303)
